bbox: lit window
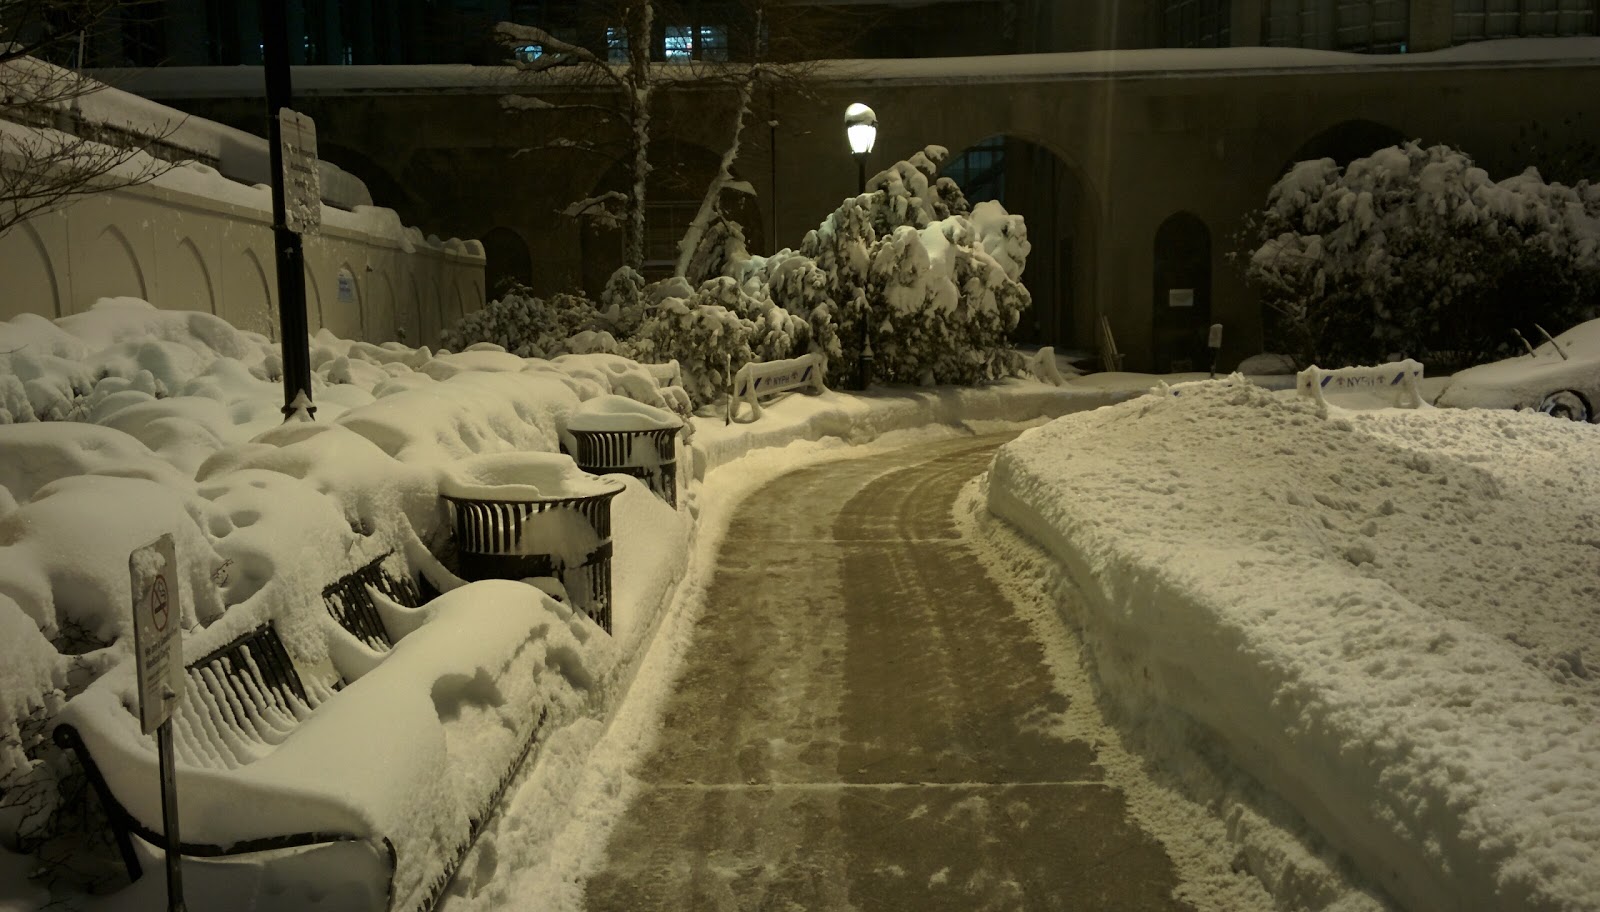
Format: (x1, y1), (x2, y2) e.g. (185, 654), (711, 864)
(665, 25), (694, 61)
(663, 24), (729, 62)
(607, 27), (628, 63)
(514, 44), (542, 63)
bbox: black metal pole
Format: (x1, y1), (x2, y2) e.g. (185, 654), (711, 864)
(854, 152), (873, 390)
(261, 1), (314, 421)
(157, 722), (186, 911)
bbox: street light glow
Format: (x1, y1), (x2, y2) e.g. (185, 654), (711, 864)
(845, 102), (877, 155)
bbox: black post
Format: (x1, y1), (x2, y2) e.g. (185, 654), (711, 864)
(261, 1), (314, 421)
(156, 722), (186, 911)
(853, 152), (873, 390)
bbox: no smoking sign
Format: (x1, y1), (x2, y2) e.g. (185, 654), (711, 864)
(130, 534), (184, 734)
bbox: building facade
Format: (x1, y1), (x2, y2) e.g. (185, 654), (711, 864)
(77, 0), (1600, 369)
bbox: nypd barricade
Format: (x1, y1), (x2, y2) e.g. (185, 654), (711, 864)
(727, 352), (829, 423)
(1297, 359), (1425, 409)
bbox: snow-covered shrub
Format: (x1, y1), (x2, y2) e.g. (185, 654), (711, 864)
(784, 147), (1026, 385)
(599, 266), (648, 340)
(631, 284), (757, 405)
(1241, 141), (1600, 370)
(441, 286), (610, 359)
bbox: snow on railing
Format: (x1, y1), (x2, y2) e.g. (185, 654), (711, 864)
(1296, 359), (1425, 409)
(726, 353), (828, 424)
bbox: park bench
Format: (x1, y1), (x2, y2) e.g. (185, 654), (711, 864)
(52, 553), (558, 912)
(726, 352), (828, 423)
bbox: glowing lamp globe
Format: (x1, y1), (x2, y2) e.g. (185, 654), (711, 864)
(845, 103), (877, 155)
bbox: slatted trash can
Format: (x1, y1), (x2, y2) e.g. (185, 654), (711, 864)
(440, 453), (626, 633)
(563, 395), (684, 508)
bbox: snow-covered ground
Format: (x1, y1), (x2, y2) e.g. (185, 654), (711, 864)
(7, 298), (1593, 912)
(0, 300), (1128, 911)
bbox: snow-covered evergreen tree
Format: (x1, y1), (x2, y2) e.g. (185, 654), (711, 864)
(1242, 141), (1600, 369)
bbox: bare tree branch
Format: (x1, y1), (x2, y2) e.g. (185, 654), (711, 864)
(1, 3), (181, 238)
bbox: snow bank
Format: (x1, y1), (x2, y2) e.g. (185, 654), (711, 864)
(0, 297), (695, 907)
(988, 377), (1600, 912)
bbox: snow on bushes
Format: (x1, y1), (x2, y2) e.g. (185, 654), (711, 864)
(445, 145), (1033, 404)
(1241, 141), (1600, 370)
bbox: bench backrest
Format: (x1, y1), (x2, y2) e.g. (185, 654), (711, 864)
(321, 552), (423, 651)
(172, 624), (313, 770)
(645, 360), (684, 389)
(1297, 359), (1425, 409)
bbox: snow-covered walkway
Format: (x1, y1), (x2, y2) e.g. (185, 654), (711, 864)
(584, 434), (1187, 910)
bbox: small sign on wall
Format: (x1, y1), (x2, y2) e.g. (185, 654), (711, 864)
(337, 268), (357, 304)
(1168, 288), (1195, 308)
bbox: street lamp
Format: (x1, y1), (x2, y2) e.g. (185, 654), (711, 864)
(845, 103), (877, 390)
(845, 102), (877, 194)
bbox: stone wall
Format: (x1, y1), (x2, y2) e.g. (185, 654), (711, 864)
(0, 163), (484, 349)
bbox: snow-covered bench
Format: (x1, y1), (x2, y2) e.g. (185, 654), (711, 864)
(53, 570), (576, 912)
(726, 352), (828, 423)
(1297, 359), (1425, 408)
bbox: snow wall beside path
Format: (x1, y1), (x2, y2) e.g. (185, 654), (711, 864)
(689, 382), (1136, 478)
(986, 380), (1600, 912)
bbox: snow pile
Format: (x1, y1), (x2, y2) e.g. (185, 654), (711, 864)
(0, 298), (690, 906)
(988, 377), (1600, 912)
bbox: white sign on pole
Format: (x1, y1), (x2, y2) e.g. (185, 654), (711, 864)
(130, 534), (184, 734)
(1168, 288), (1195, 308)
(278, 108), (322, 236)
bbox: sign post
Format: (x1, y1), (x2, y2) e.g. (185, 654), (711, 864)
(130, 534), (186, 912)
(1207, 323), (1224, 378)
(261, 0), (317, 423)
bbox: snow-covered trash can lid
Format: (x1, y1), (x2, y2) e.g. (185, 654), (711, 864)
(438, 451), (624, 502)
(565, 395), (682, 433)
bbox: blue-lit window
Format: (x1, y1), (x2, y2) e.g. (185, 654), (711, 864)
(664, 24), (729, 62)
(607, 27), (628, 63)
(514, 44), (542, 63)
(665, 26), (694, 60)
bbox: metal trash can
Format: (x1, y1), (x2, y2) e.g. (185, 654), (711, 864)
(564, 396), (684, 508)
(440, 453), (626, 633)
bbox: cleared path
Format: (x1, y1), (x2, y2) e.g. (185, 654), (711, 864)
(585, 434), (1194, 911)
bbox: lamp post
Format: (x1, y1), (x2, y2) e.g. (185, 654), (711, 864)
(845, 103), (877, 390)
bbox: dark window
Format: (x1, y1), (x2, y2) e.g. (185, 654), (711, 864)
(1265, 0), (1409, 52)
(1454, 0), (1597, 40)
(1164, 0), (1232, 48)
(942, 137), (1007, 204)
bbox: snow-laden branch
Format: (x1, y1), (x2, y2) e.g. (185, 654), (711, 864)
(493, 21), (622, 85)
(675, 70), (761, 278)
(562, 190), (630, 229)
